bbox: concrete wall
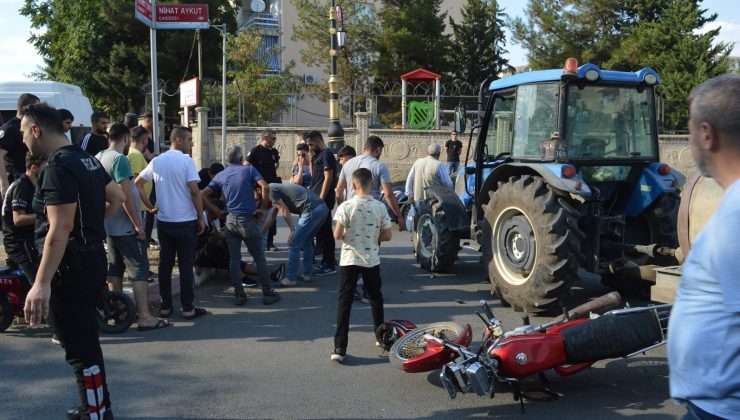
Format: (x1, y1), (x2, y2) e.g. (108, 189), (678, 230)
(192, 109), (695, 182)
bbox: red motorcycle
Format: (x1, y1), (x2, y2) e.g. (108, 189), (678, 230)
(389, 292), (670, 410)
(0, 267), (136, 334)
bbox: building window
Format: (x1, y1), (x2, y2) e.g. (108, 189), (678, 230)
(259, 35), (281, 75)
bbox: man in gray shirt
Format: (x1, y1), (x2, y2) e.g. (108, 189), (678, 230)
(268, 183), (328, 286)
(96, 123), (167, 331)
(335, 135), (405, 230)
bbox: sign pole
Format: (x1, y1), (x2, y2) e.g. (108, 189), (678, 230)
(221, 24), (227, 166)
(150, 0), (160, 154)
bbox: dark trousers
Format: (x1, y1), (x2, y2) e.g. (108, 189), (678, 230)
(157, 220), (198, 312)
(334, 264), (383, 350)
(145, 187), (156, 241)
(51, 247), (111, 411)
(316, 195), (337, 268)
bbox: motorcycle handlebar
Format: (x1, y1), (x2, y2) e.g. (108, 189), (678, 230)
(539, 291), (623, 330)
(480, 299), (495, 320)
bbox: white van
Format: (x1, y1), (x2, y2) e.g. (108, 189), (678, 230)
(0, 81), (94, 144)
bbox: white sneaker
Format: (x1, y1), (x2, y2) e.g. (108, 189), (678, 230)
(330, 348), (346, 363)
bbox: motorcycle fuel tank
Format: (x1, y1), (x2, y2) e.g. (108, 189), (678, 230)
(490, 334), (568, 378)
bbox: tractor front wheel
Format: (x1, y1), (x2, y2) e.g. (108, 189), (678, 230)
(484, 175), (584, 312)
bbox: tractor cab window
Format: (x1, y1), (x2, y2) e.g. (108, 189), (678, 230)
(511, 83), (559, 159)
(565, 85), (657, 160)
(484, 92), (515, 161)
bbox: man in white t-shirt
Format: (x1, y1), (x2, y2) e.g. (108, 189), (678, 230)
(135, 126), (207, 321)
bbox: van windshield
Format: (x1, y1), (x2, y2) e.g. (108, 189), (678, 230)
(565, 85), (657, 160)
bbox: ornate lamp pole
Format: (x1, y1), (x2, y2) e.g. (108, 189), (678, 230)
(327, 1), (346, 152)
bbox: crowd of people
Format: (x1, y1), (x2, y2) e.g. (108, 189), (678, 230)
(4, 72), (738, 420)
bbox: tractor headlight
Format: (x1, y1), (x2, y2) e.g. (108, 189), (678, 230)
(585, 69), (599, 81)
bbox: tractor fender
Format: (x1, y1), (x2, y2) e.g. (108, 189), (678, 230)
(423, 186), (469, 231)
(479, 163), (592, 206)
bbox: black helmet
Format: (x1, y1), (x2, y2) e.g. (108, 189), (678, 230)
(375, 319), (417, 351)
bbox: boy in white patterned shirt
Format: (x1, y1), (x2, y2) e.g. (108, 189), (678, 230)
(330, 168), (392, 363)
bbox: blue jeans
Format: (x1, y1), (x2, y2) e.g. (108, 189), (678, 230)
(157, 220), (198, 312)
(447, 161), (460, 176)
(288, 204), (329, 280)
(225, 214), (270, 295)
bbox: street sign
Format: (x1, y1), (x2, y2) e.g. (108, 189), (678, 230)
(135, 0), (210, 30)
(180, 77), (200, 107)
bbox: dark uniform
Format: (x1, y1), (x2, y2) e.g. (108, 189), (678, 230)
(33, 145), (113, 414)
(0, 117), (28, 183)
(2, 174), (37, 284)
(247, 144), (280, 246)
(80, 132), (109, 157)
(310, 148), (339, 269)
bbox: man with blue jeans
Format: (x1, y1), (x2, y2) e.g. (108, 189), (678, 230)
(668, 75), (740, 420)
(135, 126), (207, 320)
(202, 145), (280, 306)
(268, 183), (328, 286)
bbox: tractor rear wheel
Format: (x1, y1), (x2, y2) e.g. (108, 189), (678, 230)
(483, 175), (584, 312)
(414, 199), (460, 272)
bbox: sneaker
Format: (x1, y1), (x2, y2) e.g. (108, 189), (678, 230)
(313, 264), (337, 277)
(275, 278), (297, 287)
(330, 348), (346, 363)
(241, 275), (257, 288)
(299, 274), (312, 283)
(262, 290), (281, 305)
(51, 334), (61, 345)
(361, 290), (369, 304)
(270, 263), (286, 283)
(148, 239), (160, 250)
(267, 243), (279, 252)
(234, 293), (247, 306)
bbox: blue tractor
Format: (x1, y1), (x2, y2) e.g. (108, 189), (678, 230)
(411, 58), (685, 312)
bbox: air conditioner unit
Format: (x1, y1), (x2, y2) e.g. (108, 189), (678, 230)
(304, 75), (316, 85)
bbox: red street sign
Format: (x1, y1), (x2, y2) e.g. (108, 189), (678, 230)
(135, 0), (210, 30)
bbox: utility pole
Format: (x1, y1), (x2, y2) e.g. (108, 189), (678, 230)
(197, 29), (203, 103)
(150, 0), (160, 154)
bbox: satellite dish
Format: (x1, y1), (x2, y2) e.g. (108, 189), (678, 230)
(250, 0), (266, 13)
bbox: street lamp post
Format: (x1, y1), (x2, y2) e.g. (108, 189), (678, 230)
(327, 1), (345, 152)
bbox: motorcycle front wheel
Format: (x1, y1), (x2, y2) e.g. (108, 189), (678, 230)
(97, 291), (135, 334)
(389, 322), (466, 370)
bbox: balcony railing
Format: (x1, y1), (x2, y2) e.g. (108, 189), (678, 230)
(242, 12), (279, 31)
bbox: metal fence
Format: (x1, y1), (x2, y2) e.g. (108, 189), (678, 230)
(200, 81), (483, 129)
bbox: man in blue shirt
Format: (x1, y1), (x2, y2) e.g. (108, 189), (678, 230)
(202, 145), (280, 306)
(668, 75), (740, 420)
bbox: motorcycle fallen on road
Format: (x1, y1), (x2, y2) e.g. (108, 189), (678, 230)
(0, 266), (136, 334)
(387, 292), (671, 411)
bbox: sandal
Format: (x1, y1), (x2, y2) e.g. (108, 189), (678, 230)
(182, 307), (208, 320)
(137, 319), (172, 332)
(159, 308), (173, 318)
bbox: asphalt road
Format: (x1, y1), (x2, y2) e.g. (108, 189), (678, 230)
(1, 223), (682, 419)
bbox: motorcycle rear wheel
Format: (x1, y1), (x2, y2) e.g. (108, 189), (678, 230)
(389, 322), (465, 370)
(97, 291), (135, 334)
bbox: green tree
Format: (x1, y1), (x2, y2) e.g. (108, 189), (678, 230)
(291, 0), (379, 92)
(373, 0), (453, 84)
(607, 0), (731, 130)
(222, 30), (300, 125)
(449, 0), (511, 84)
(21, 0), (237, 118)
(510, 0), (630, 69)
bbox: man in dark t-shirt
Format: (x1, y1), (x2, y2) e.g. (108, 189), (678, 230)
(444, 130), (463, 176)
(2, 153), (45, 285)
(247, 129), (280, 250)
(307, 130), (338, 274)
(22, 102), (125, 419)
(0, 93), (40, 196)
(80, 110), (109, 157)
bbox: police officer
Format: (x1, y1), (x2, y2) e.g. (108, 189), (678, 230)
(0, 93), (40, 196)
(21, 102), (125, 420)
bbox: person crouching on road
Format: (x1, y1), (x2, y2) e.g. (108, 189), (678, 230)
(268, 183), (328, 286)
(330, 168), (392, 363)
